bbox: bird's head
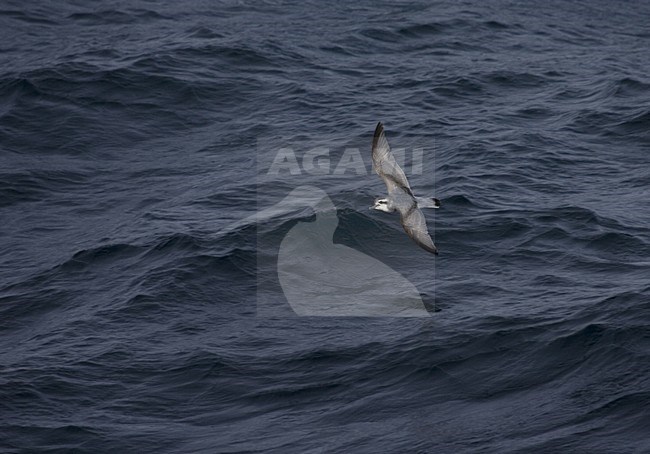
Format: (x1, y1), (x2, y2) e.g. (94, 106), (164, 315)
(371, 198), (392, 212)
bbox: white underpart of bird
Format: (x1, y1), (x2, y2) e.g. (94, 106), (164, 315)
(370, 122), (439, 255)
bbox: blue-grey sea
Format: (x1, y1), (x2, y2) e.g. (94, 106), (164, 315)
(2, 0), (650, 452)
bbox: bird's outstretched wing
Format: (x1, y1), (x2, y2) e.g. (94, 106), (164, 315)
(372, 122), (438, 255)
(372, 122), (413, 197)
(399, 202), (439, 255)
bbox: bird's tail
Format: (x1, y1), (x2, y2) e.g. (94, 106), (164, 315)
(416, 197), (440, 209)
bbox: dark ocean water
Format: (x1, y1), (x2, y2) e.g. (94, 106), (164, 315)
(2, 0), (650, 452)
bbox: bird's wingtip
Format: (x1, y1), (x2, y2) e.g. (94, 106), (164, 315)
(372, 122), (385, 151)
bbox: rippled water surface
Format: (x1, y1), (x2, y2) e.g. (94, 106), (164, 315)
(2, 0), (650, 452)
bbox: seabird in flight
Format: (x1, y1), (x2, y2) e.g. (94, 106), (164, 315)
(370, 122), (440, 255)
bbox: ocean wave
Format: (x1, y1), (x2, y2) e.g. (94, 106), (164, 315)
(0, 169), (91, 207)
(3, 0), (650, 451)
(66, 8), (170, 25)
(0, 8), (58, 25)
